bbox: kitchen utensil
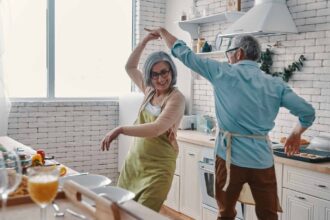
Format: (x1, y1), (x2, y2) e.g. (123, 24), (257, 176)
(273, 148), (330, 163)
(308, 136), (330, 152)
(66, 208), (87, 219)
(52, 201), (64, 217)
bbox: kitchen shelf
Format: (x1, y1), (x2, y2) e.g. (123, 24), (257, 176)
(196, 50), (225, 56)
(178, 11), (245, 39)
(196, 50), (227, 61)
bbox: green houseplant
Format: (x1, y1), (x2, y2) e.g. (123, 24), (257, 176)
(258, 48), (306, 82)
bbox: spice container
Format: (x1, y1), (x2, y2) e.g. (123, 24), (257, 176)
(197, 38), (205, 53)
(181, 11), (187, 21)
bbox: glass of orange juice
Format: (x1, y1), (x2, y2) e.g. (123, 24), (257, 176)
(27, 166), (59, 220)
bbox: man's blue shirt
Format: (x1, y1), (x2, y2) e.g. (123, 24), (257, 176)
(171, 40), (315, 168)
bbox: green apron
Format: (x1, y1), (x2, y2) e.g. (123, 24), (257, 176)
(117, 99), (177, 212)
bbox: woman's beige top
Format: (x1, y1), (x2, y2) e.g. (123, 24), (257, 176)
(122, 64), (185, 138)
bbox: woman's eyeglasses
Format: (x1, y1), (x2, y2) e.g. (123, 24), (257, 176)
(151, 69), (171, 80)
(225, 47), (240, 59)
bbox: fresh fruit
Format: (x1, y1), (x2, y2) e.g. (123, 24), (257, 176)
(31, 154), (43, 166)
(59, 166), (67, 177)
(36, 149), (46, 163)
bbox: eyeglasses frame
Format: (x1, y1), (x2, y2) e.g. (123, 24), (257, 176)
(150, 69), (171, 80)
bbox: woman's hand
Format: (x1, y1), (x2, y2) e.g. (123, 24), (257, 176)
(101, 127), (123, 151)
(167, 128), (178, 149)
(284, 132), (301, 156)
(142, 32), (160, 45)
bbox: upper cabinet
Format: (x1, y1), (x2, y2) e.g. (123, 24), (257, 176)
(178, 11), (244, 39)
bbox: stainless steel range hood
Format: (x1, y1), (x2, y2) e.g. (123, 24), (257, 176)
(223, 0), (298, 37)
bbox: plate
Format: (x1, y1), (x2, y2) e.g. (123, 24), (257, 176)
(86, 186), (135, 204)
(59, 174), (111, 189)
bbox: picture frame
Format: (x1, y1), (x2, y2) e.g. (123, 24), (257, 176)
(227, 0), (241, 12)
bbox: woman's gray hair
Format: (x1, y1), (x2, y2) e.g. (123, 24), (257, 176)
(231, 35), (261, 61)
(143, 51), (177, 87)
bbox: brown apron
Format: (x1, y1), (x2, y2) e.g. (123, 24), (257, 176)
(220, 129), (283, 212)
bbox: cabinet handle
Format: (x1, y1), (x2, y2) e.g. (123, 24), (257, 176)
(295, 196), (306, 200)
(188, 153), (195, 156)
(315, 184), (327, 188)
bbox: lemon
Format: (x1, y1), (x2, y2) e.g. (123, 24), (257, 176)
(59, 166), (67, 176)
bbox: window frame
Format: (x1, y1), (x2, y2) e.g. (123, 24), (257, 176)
(11, 0), (134, 101)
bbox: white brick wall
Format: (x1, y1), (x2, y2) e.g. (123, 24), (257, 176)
(134, 0), (167, 82)
(8, 101), (119, 183)
(142, 0), (330, 141)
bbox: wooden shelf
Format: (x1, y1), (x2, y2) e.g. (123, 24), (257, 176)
(178, 11), (244, 39)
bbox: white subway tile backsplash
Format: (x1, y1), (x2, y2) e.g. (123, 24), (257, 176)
(8, 101), (119, 183)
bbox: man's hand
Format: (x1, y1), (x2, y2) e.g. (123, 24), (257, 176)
(284, 132), (301, 156)
(142, 32), (161, 45)
(101, 127), (123, 151)
(144, 27), (177, 49)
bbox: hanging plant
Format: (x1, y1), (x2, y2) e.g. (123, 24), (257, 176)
(258, 47), (306, 82)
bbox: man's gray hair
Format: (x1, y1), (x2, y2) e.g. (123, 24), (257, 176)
(231, 35), (261, 61)
(143, 51), (177, 87)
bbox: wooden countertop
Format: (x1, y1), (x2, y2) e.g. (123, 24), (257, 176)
(177, 130), (330, 175)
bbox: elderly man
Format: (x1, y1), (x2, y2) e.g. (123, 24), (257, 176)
(146, 27), (315, 220)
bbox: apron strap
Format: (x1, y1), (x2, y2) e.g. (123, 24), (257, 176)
(220, 128), (269, 191)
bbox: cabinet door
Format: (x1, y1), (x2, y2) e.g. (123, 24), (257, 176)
(165, 175), (180, 211)
(244, 205), (258, 220)
(202, 206), (218, 220)
(179, 142), (202, 219)
(317, 195), (330, 220)
(282, 188), (317, 220)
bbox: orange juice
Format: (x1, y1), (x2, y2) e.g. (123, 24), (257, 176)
(28, 175), (59, 206)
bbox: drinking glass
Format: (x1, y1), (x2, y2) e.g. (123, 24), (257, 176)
(1, 150), (22, 220)
(0, 152), (8, 201)
(27, 166), (59, 220)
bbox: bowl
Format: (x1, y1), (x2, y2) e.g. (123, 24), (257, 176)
(308, 136), (330, 152)
(59, 174), (111, 189)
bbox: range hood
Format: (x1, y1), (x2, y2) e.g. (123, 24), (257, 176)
(223, 0), (298, 37)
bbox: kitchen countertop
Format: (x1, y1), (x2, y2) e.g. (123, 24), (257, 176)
(177, 130), (330, 175)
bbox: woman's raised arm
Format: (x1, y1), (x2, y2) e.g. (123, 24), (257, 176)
(125, 33), (159, 93)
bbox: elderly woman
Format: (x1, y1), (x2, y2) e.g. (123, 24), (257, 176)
(101, 32), (185, 212)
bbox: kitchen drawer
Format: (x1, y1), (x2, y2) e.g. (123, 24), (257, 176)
(283, 165), (330, 201)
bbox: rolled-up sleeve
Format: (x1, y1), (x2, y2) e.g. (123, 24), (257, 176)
(280, 85), (315, 128)
(171, 40), (228, 83)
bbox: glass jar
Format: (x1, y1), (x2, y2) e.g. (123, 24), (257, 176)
(197, 38), (205, 53)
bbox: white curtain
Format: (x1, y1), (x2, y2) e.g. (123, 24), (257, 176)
(0, 0), (11, 136)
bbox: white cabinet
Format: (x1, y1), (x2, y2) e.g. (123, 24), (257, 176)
(245, 163), (283, 220)
(282, 165), (330, 220)
(165, 174), (180, 211)
(179, 141), (202, 219)
(165, 141), (204, 219)
(202, 205), (218, 220)
(282, 188), (317, 220)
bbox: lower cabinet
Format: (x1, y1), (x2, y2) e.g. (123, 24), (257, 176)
(179, 141), (202, 219)
(281, 188), (330, 220)
(282, 165), (330, 220)
(202, 205), (218, 220)
(164, 174), (180, 211)
(165, 141), (203, 219)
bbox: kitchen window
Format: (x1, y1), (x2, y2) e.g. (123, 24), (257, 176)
(3, 0), (133, 99)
